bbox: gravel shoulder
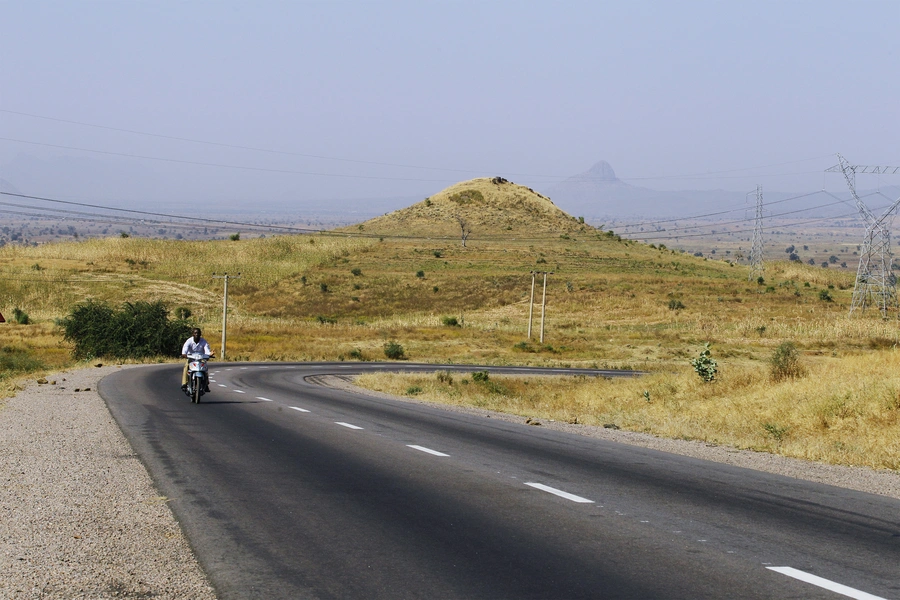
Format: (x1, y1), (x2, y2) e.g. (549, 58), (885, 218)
(3, 366), (899, 599)
(0, 365), (216, 600)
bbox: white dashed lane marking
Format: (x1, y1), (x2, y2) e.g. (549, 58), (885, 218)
(233, 390), (245, 394)
(525, 482), (594, 504)
(289, 406), (310, 413)
(256, 397), (273, 402)
(767, 567), (886, 600)
(407, 445), (449, 457)
(336, 422), (363, 430)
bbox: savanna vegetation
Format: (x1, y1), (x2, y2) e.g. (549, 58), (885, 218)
(0, 177), (897, 470)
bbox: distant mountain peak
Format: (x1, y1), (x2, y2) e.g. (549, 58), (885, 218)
(583, 161), (618, 181)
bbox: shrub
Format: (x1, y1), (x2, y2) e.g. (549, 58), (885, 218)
(316, 315), (337, 325)
(12, 307), (30, 325)
(348, 348), (365, 360)
(436, 371), (453, 384)
(690, 343), (717, 382)
(406, 386), (423, 395)
(383, 341), (405, 360)
(351, 268), (362, 276)
(416, 270), (425, 278)
(770, 341), (805, 381)
(60, 300), (190, 360)
(667, 299), (685, 310)
(433, 250), (442, 258)
(229, 233), (240, 241)
(818, 289), (833, 302)
(441, 316), (460, 327)
(472, 370), (489, 382)
(175, 306), (192, 319)
(320, 282), (329, 293)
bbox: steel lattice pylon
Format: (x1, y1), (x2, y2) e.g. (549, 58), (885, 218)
(748, 185), (764, 281)
(827, 155), (900, 316)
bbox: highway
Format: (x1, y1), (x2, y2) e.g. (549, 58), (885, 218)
(99, 362), (900, 599)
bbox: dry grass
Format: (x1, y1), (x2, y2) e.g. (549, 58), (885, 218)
(0, 178), (899, 472)
(355, 349), (900, 470)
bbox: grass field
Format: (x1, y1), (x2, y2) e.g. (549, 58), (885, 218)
(0, 179), (897, 471)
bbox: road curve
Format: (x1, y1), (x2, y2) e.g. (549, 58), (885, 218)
(99, 362), (900, 599)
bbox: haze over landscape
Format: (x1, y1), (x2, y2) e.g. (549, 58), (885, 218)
(1, 0), (898, 224)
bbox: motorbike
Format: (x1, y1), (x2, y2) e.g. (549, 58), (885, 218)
(184, 353), (211, 403)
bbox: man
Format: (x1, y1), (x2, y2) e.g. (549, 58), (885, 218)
(181, 328), (214, 392)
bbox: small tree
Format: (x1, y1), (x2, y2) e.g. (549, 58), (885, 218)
(770, 341), (805, 381)
(690, 342), (717, 382)
(455, 215), (471, 247)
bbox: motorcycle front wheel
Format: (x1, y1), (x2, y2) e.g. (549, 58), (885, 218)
(192, 379), (201, 404)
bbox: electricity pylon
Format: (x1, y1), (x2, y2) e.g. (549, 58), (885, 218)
(826, 155), (900, 316)
(748, 185), (764, 281)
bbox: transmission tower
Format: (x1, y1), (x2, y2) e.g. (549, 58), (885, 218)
(826, 154), (900, 316)
(748, 185), (764, 281)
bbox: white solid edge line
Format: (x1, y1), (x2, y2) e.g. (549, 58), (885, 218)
(525, 482), (594, 503)
(335, 422), (363, 430)
(407, 445), (449, 457)
(767, 567), (886, 600)
(256, 397), (273, 402)
(289, 406), (310, 413)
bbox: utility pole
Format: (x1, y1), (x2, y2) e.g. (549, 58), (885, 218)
(826, 155), (900, 316)
(748, 185), (764, 282)
(212, 273), (240, 360)
(527, 271), (536, 339)
(527, 271), (552, 343)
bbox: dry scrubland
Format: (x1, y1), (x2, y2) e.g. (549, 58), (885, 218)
(0, 177), (897, 470)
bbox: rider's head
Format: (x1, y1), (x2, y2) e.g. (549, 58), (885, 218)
(192, 328), (202, 341)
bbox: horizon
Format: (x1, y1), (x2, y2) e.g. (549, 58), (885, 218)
(2, 1), (898, 213)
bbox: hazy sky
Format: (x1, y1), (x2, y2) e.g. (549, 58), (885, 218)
(1, 0), (898, 207)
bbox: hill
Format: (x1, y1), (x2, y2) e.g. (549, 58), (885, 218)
(347, 177), (591, 241)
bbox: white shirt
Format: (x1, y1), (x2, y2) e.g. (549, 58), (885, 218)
(182, 337), (212, 356)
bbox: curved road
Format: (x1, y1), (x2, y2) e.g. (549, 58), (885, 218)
(100, 362), (900, 599)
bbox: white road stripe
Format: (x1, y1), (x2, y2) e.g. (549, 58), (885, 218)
(407, 445), (449, 457)
(256, 397), (273, 402)
(336, 422), (363, 430)
(233, 390), (245, 394)
(525, 482), (594, 503)
(290, 406), (310, 413)
(217, 384), (227, 387)
(767, 567), (886, 600)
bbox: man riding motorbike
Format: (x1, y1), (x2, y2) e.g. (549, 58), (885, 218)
(181, 328), (215, 392)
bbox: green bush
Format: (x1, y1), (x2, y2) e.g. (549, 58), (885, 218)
(667, 299), (685, 310)
(690, 342), (717, 382)
(472, 370), (489, 382)
(12, 307), (30, 325)
(441, 316), (460, 327)
(383, 341), (406, 360)
(770, 341), (805, 381)
(348, 348), (365, 360)
(406, 386), (423, 395)
(416, 270), (425, 278)
(351, 268), (362, 276)
(60, 300), (191, 360)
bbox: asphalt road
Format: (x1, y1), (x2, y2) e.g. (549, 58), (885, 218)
(100, 362), (900, 599)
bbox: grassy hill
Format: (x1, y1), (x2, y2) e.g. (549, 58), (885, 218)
(344, 177), (590, 240)
(0, 180), (898, 470)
